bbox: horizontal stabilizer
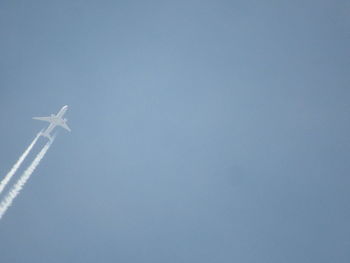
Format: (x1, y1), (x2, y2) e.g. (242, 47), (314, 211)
(40, 131), (53, 141)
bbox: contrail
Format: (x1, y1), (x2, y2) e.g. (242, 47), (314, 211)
(0, 138), (54, 220)
(0, 132), (42, 195)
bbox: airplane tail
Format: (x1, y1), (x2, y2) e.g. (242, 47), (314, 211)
(40, 131), (53, 141)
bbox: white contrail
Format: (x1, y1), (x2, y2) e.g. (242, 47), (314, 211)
(0, 138), (54, 220)
(0, 132), (42, 195)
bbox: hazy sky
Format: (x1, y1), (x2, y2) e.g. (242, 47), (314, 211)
(1, 1), (350, 262)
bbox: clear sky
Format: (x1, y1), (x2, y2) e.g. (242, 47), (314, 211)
(0, 1), (350, 262)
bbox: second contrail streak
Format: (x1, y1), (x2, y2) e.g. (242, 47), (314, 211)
(0, 132), (41, 195)
(0, 138), (53, 220)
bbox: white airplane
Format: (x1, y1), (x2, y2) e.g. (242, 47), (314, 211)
(33, 105), (71, 140)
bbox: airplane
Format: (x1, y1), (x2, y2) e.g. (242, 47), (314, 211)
(33, 105), (71, 140)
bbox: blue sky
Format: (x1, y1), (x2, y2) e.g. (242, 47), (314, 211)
(0, 1), (350, 262)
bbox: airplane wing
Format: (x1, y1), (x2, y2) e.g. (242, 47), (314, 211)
(60, 122), (71, 132)
(33, 116), (55, 123)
